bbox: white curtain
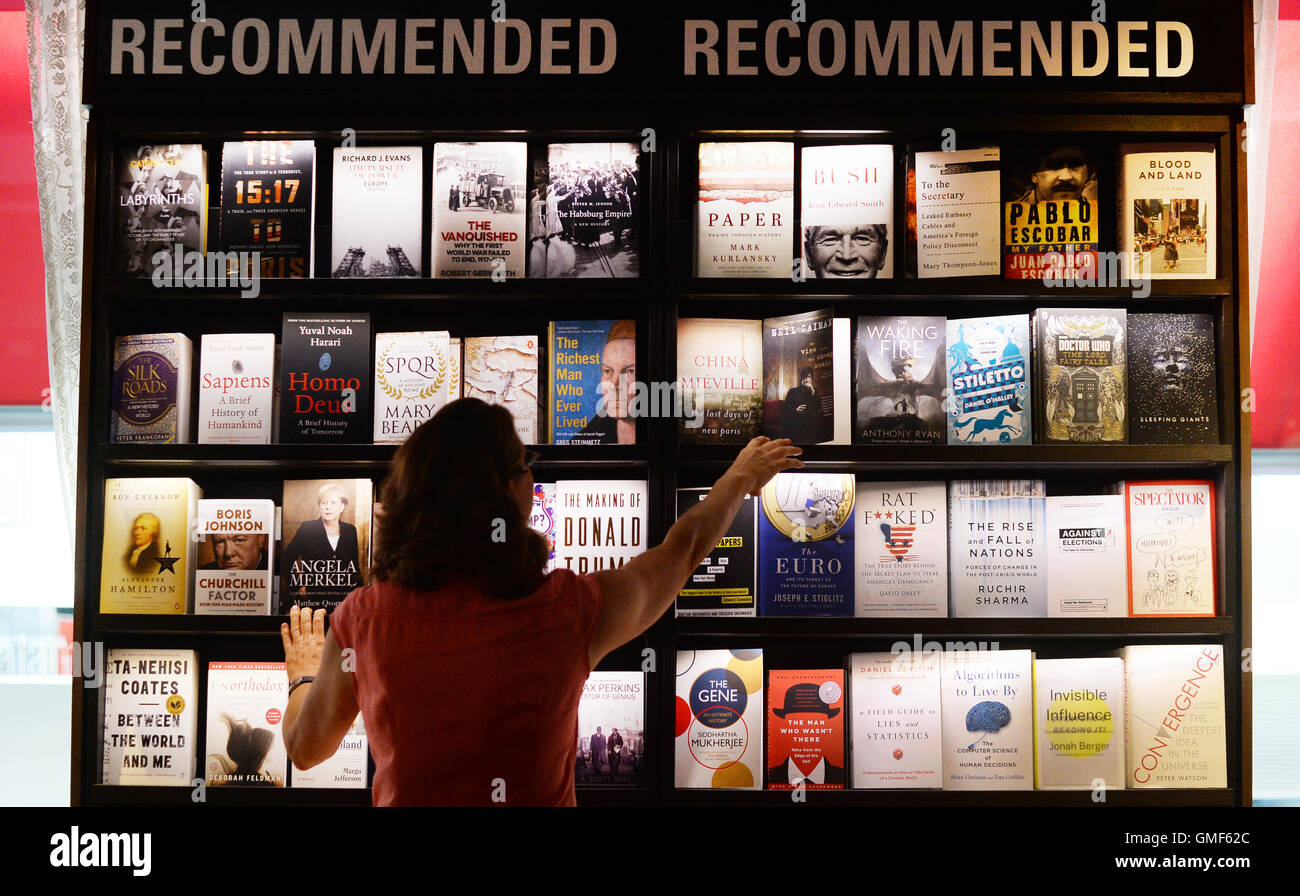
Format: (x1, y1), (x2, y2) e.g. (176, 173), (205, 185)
(26, 0), (85, 545)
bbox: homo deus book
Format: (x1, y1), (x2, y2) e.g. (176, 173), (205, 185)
(280, 313), (371, 444)
(553, 480), (647, 574)
(101, 648), (198, 786)
(110, 333), (193, 444)
(766, 669), (846, 791)
(675, 649), (764, 790)
(849, 651), (942, 789)
(205, 661), (288, 787)
(373, 330), (452, 445)
(193, 498), (275, 615)
(940, 649), (1035, 790)
(99, 478), (201, 614)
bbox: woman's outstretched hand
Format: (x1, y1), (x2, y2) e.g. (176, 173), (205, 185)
(725, 437), (805, 496)
(281, 605), (327, 682)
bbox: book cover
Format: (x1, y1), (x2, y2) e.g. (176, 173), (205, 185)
(553, 480), (647, 574)
(800, 144), (893, 279)
(1046, 495), (1127, 617)
(576, 672), (646, 789)
(854, 481), (948, 617)
(194, 498), (275, 615)
(946, 314), (1032, 445)
(767, 669), (846, 790)
(763, 308), (835, 444)
(912, 146), (1000, 278)
(101, 648), (198, 786)
(99, 477), (201, 614)
(854, 315), (946, 444)
(677, 318), (763, 444)
(1033, 657), (1126, 790)
(116, 143), (206, 278)
(205, 661), (288, 787)
(331, 146), (421, 277)
(280, 313), (371, 444)
(849, 651), (943, 789)
(757, 472), (855, 616)
(1003, 143), (1098, 280)
(463, 335), (540, 445)
(291, 716), (368, 789)
(1034, 308), (1127, 443)
(373, 330), (452, 446)
(548, 320), (637, 445)
(197, 333), (274, 445)
(830, 318), (852, 445)
(1127, 313), (1219, 444)
(1119, 644), (1226, 788)
(675, 488), (757, 618)
(940, 649), (1035, 790)
(110, 333), (192, 444)
(433, 141), (527, 278)
(448, 337), (462, 402)
(219, 140), (315, 279)
(675, 649), (764, 789)
(696, 141), (794, 277)
(1121, 143), (1216, 280)
(1124, 480), (1216, 617)
(530, 481), (557, 573)
(948, 479), (1047, 617)
(279, 479), (372, 613)
(529, 142), (640, 278)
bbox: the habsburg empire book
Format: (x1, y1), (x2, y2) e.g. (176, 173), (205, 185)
(696, 142), (793, 278)
(205, 662), (287, 787)
(279, 479), (372, 614)
(854, 316), (946, 445)
(1033, 308), (1127, 443)
(1127, 313), (1218, 444)
(530, 142), (640, 279)
(675, 649), (764, 790)
(194, 499), (275, 615)
(110, 333), (192, 444)
(677, 318), (762, 444)
(433, 141), (527, 278)
(197, 333), (274, 445)
(102, 648), (198, 786)
(331, 146), (422, 277)
(281, 313), (371, 444)
(99, 478), (201, 614)
(219, 140), (315, 279)
(116, 144), (206, 278)
(372, 330), (452, 446)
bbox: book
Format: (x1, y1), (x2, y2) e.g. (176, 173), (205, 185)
(432, 141), (527, 278)
(1033, 308), (1127, 443)
(197, 333), (274, 444)
(946, 314), (1033, 445)
(529, 142), (640, 278)
(675, 488), (757, 617)
(757, 472), (855, 616)
(280, 313), (371, 444)
(116, 143), (206, 278)
(576, 672), (646, 789)
(553, 480), (648, 574)
(1124, 480), (1216, 617)
(204, 661), (288, 787)
(763, 308), (835, 445)
(940, 649), (1035, 790)
(219, 140), (315, 278)
(1046, 495), (1127, 617)
(462, 335), (540, 445)
(676, 318), (763, 444)
(800, 144), (893, 279)
(854, 481), (947, 617)
(767, 669), (846, 790)
(1003, 143), (1098, 280)
(447, 337), (462, 402)
(279, 478), (372, 613)
(675, 649), (764, 789)
(548, 320), (637, 445)
(530, 481), (557, 573)
(849, 651), (943, 789)
(830, 318), (852, 445)
(854, 315), (946, 444)
(1121, 143), (1216, 280)
(911, 146), (1000, 278)
(290, 716), (368, 789)
(194, 499), (275, 615)
(101, 648), (198, 786)
(373, 330), (452, 445)
(110, 333), (193, 444)
(1033, 657), (1126, 790)
(331, 146), (422, 277)
(696, 141), (794, 277)
(948, 479), (1047, 617)
(1127, 313), (1219, 444)
(1118, 644), (1226, 788)
(99, 477), (201, 614)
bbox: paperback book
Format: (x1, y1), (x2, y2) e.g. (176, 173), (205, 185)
(331, 146), (422, 277)
(854, 481), (947, 617)
(948, 479), (1047, 617)
(675, 649), (764, 789)
(462, 335), (540, 445)
(197, 333), (275, 445)
(910, 145), (1000, 278)
(102, 648), (199, 786)
(940, 649), (1035, 790)
(553, 480), (647, 574)
(1003, 143), (1098, 280)
(763, 309), (835, 445)
(1045, 495), (1127, 617)
(99, 477), (201, 614)
(373, 330), (452, 445)
(1127, 313), (1219, 444)
(548, 320), (637, 445)
(677, 318), (763, 444)
(1033, 308), (1127, 443)
(946, 314), (1032, 445)
(281, 313), (371, 443)
(1119, 644), (1226, 788)
(1120, 143), (1216, 280)
(849, 651), (942, 789)
(1033, 657), (1126, 790)
(1124, 480), (1216, 617)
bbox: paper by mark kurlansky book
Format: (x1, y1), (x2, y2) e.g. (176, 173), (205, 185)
(205, 661), (287, 787)
(763, 309), (834, 445)
(279, 478), (372, 614)
(433, 141), (527, 278)
(332, 146), (422, 277)
(553, 480), (647, 574)
(1034, 309), (1127, 444)
(854, 316), (946, 445)
(696, 142), (793, 278)
(1121, 143), (1216, 280)
(280, 313), (371, 444)
(675, 649), (764, 789)
(800, 144), (893, 280)
(194, 498), (275, 615)
(116, 143), (206, 278)
(373, 330), (452, 446)
(854, 480), (947, 617)
(910, 145), (1000, 278)
(197, 333), (274, 445)
(100, 478), (201, 614)
(576, 672), (646, 789)
(548, 320), (637, 445)
(102, 648), (198, 786)
(110, 333), (192, 444)
(219, 140), (315, 278)
(1003, 143), (1098, 280)
(462, 335), (540, 445)
(677, 318), (762, 444)
(1124, 480), (1216, 617)
(948, 479), (1047, 617)
(530, 142), (640, 279)
(766, 670), (846, 790)
(946, 314), (1032, 445)
(676, 488), (756, 617)
(1127, 313), (1219, 444)
(757, 472), (855, 617)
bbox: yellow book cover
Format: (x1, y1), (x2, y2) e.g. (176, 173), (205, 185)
(100, 478), (202, 614)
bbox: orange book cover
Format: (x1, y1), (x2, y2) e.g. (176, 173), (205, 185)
(766, 669), (846, 790)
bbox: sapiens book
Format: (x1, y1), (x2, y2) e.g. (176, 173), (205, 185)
(373, 330), (452, 446)
(331, 146), (421, 277)
(1046, 495), (1127, 617)
(854, 481), (947, 617)
(677, 318), (763, 444)
(1033, 657), (1126, 790)
(548, 319), (637, 445)
(553, 480), (647, 574)
(757, 472), (855, 616)
(101, 648), (198, 786)
(946, 314), (1032, 445)
(675, 649), (764, 789)
(763, 309), (835, 445)
(279, 478), (372, 613)
(291, 716), (368, 789)
(529, 142), (640, 278)
(800, 144), (893, 279)
(116, 143), (206, 278)
(910, 145), (1000, 278)
(948, 479), (1047, 617)
(940, 649), (1034, 790)
(462, 335), (540, 445)
(280, 313), (371, 444)
(194, 498), (275, 615)
(432, 141), (527, 278)
(219, 139), (315, 278)
(1003, 143), (1098, 280)
(530, 481), (557, 573)
(204, 661), (287, 787)
(99, 477), (201, 614)
(1127, 313), (1219, 444)
(675, 488), (756, 618)
(110, 333), (192, 444)
(854, 315), (946, 444)
(849, 651), (942, 789)
(1121, 143), (1216, 280)
(696, 141), (793, 278)
(576, 672), (646, 789)
(1033, 308), (1127, 443)
(197, 333), (274, 445)
(1124, 480), (1216, 617)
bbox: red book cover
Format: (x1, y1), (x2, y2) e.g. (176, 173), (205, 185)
(766, 669), (846, 790)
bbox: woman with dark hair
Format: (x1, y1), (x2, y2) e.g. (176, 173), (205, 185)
(280, 397), (801, 805)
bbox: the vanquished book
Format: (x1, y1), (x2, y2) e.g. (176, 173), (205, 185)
(1127, 313), (1219, 444)
(676, 489), (756, 618)
(110, 333), (193, 444)
(912, 146), (1000, 278)
(946, 314), (1033, 445)
(849, 651), (942, 789)
(102, 648), (199, 786)
(281, 313), (371, 444)
(1033, 657), (1126, 790)
(1121, 143), (1216, 280)
(279, 478), (372, 614)
(677, 318), (762, 444)
(948, 479), (1047, 617)
(331, 146), (422, 277)
(432, 141), (527, 278)
(1124, 480), (1216, 617)
(1119, 644), (1226, 788)
(757, 472), (855, 616)
(100, 477), (202, 614)
(1046, 495), (1127, 617)
(219, 140), (315, 279)
(576, 672), (646, 789)
(553, 480), (647, 574)
(1033, 308), (1127, 443)
(462, 335), (540, 445)
(767, 669), (846, 790)
(854, 481), (947, 617)
(197, 333), (274, 445)
(675, 649), (764, 789)
(373, 330), (452, 446)
(205, 661), (288, 787)
(194, 499), (275, 615)
(940, 649), (1035, 790)
(116, 143), (206, 278)
(800, 144), (893, 279)
(696, 142), (793, 278)
(854, 316), (946, 444)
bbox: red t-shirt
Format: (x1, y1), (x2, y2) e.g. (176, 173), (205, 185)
(329, 569), (603, 806)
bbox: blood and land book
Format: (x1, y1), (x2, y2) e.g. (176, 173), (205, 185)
(799, 144), (893, 279)
(219, 140), (315, 278)
(548, 320), (637, 445)
(110, 333), (193, 444)
(291, 716), (368, 789)
(675, 649), (764, 789)
(757, 473), (855, 616)
(101, 648), (198, 786)
(675, 488), (756, 617)
(432, 141), (527, 278)
(854, 481), (947, 617)
(280, 313), (371, 443)
(197, 333), (274, 445)
(1003, 143), (1098, 280)
(696, 142), (794, 278)
(553, 480), (647, 574)
(194, 499), (275, 615)
(767, 669), (846, 790)
(462, 335), (540, 445)
(116, 143), (206, 278)
(576, 672), (646, 789)
(373, 330), (452, 446)
(1033, 657), (1126, 790)
(1046, 495), (1127, 617)
(1127, 313), (1219, 444)
(948, 479), (1047, 617)
(331, 146), (421, 277)
(1123, 480), (1216, 617)
(1118, 644), (1226, 788)
(99, 477), (201, 614)
(530, 481), (557, 573)
(279, 478), (372, 613)
(910, 145), (1000, 278)
(849, 651), (942, 789)
(1121, 143), (1216, 280)
(940, 649), (1035, 790)
(854, 315), (946, 444)
(529, 142), (640, 278)
(1033, 309), (1127, 443)
(763, 309), (835, 445)
(676, 318), (763, 444)
(946, 314), (1032, 445)
(204, 661), (288, 787)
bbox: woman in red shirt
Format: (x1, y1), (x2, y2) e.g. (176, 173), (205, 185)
(279, 397), (801, 805)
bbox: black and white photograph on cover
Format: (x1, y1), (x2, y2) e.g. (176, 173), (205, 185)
(206, 714), (280, 786)
(1132, 199), (1209, 275)
(432, 142), (527, 277)
(802, 223), (889, 278)
(575, 727), (645, 787)
(116, 144), (204, 277)
(1007, 144), (1098, 204)
(529, 142), (640, 278)
(199, 531), (269, 571)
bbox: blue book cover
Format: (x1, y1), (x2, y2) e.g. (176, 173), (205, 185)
(548, 319), (637, 445)
(757, 473), (855, 616)
(946, 314), (1032, 445)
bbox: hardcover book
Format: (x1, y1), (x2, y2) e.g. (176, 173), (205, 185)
(1121, 143), (1216, 280)
(800, 144), (893, 279)
(854, 316), (946, 444)
(696, 141), (794, 278)
(462, 335), (540, 445)
(1127, 313), (1219, 444)
(1046, 495), (1127, 617)
(677, 318), (763, 444)
(99, 477), (201, 614)
(948, 479), (1047, 617)
(1034, 309), (1127, 443)
(529, 142), (640, 278)
(553, 480), (647, 574)
(102, 648), (199, 786)
(946, 314), (1032, 445)
(911, 146), (1000, 278)
(110, 333), (193, 444)
(219, 140), (315, 279)
(1124, 480), (1216, 617)
(548, 320), (637, 445)
(291, 716), (368, 789)
(331, 146), (422, 277)
(940, 649), (1035, 790)
(373, 330), (452, 446)
(448, 337), (462, 403)
(279, 479), (372, 613)
(1003, 143), (1098, 280)
(767, 670), (846, 790)
(576, 672), (646, 789)
(1033, 657), (1126, 790)
(197, 333), (275, 445)
(280, 313), (371, 444)
(530, 481), (557, 573)
(849, 651), (942, 789)
(854, 481), (947, 617)
(675, 649), (764, 789)
(830, 318), (852, 445)
(763, 309), (835, 445)
(675, 488), (757, 617)
(757, 472), (855, 616)
(204, 661), (288, 787)
(116, 143), (206, 278)
(433, 141), (527, 278)
(194, 499), (275, 615)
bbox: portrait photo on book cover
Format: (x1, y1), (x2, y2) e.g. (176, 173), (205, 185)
(578, 319), (637, 445)
(280, 479), (371, 607)
(199, 532), (269, 571)
(802, 223), (889, 278)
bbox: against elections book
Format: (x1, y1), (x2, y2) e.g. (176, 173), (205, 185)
(291, 716), (368, 789)
(100, 477), (201, 614)
(530, 142), (640, 278)
(576, 672), (646, 789)
(911, 146), (1000, 278)
(433, 141), (527, 278)
(696, 142), (794, 277)
(1124, 480), (1216, 617)
(530, 481), (557, 573)
(1034, 657), (1126, 790)
(948, 480), (1047, 617)
(800, 144), (893, 279)
(676, 488), (757, 617)
(548, 320), (637, 445)
(110, 333), (192, 444)
(677, 318), (763, 444)
(280, 313), (371, 443)
(1046, 495), (1127, 617)
(767, 670), (846, 790)
(1034, 309), (1127, 443)
(757, 473), (855, 616)
(219, 140), (315, 279)
(102, 648), (198, 786)
(854, 481), (947, 617)
(946, 314), (1032, 445)
(1127, 313), (1219, 444)
(279, 478), (372, 614)
(194, 499), (275, 615)
(205, 661), (287, 787)
(553, 480), (647, 574)
(940, 649), (1035, 790)
(331, 146), (421, 277)
(1121, 143), (1216, 279)
(1119, 644), (1226, 789)
(373, 330), (452, 445)
(1003, 143), (1098, 280)
(116, 143), (206, 278)
(854, 315), (946, 444)
(763, 309), (834, 445)
(849, 651), (942, 789)
(197, 333), (274, 445)
(463, 335), (540, 445)
(675, 649), (764, 789)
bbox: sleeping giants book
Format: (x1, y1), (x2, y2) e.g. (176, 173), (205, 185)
(1033, 309), (1127, 443)
(763, 309), (834, 445)
(116, 143), (206, 278)
(854, 315), (946, 444)
(432, 141), (527, 278)
(1003, 143), (1097, 280)
(696, 142), (794, 278)
(757, 472), (855, 616)
(281, 313), (371, 443)
(110, 333), (192, 444)
(1127, 313), (1219, 444)
(946, 314), (1032, 445)
(800, 144), (893, 279)
(279, 478), (372, 613)
(529, 142), (640, 278)
(331, 146), (422, 277)
(99, 477), (201, 614)
(219, 140), (315, 279)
